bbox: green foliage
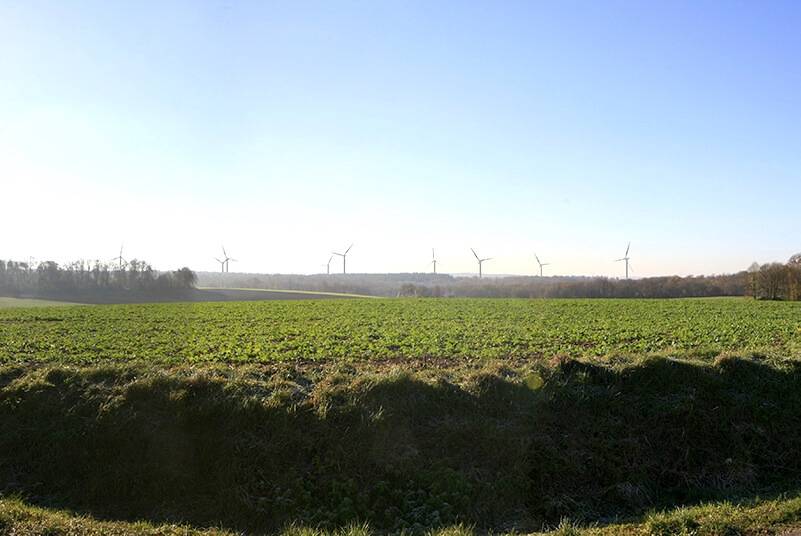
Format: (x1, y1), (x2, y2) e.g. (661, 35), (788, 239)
(1, 357), (801, 533)
(1, 298), (800, 363)
(3, 495), (801, 535)
(2, 297), (801, 534)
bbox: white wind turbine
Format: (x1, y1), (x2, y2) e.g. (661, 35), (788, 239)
(534, 253), (550, 277)
(431, 248), (437, 274)
(214, 246), (236, 287)
(471, 248), (492, 278)
(222, 247), (237, 272)
(332, 244), (353, 274)
(111, 244), (127, 271)
(615, 242), (632, 279)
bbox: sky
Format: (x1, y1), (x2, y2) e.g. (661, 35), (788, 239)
(2, 1), (800, 277)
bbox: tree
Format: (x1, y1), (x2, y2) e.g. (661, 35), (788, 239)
(746, 262), (761, 298)
(758, 263), (788, 300)
(788, 254), (801, 300)
(174, 267), (198, 289)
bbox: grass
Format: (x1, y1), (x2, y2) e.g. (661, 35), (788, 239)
(1, 297), (800, 363)
(202, 287), (380, 299)
(2, 489), (801, 535)
(2, 297), (801, 533)
(0, 296), (80, 308)
(1, 356), (800, 533)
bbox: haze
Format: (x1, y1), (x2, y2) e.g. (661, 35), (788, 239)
(2, 1), (800, 276)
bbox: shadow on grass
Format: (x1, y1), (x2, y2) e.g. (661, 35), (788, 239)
(1, 356), (800, 533)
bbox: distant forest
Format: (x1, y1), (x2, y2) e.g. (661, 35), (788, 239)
(198, 253), (801, 300)
(0, 259), (197, 300)
(197, 271), (747, 298)
(3, 254), (799, 301)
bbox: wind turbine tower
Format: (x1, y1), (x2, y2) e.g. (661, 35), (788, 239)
(111, 244), (127, 271)
(431, 249), (437, 274)
(616, 242), (632, 279)
(471, 248), (492, 278)
(216, 247), (235, 273)
(332, 244), (353, 274)
(223, 247), (237, 272)
(214, 246), (236, 287)
(214, 256), (227, 274)
(534, 253), (550, 277)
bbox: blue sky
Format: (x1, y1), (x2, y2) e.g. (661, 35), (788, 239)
(2, 1), (800, 276)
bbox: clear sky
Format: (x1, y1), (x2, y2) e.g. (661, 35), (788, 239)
(2, 1), (800, 277)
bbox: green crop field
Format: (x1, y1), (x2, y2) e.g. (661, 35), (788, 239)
(3, 297), (801, 535)
(1, 297), (800, 364)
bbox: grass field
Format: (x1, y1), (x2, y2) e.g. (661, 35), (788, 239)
(202, 287), (379, 299)
(3, 493), (801, 535)
(2, 297), (801, 534)
(1, 297), (800, 363)
(0, 296), (79, 308)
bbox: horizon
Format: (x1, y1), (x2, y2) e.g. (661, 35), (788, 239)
(3, 1), (800, 276)
(3, 257), (759, 280)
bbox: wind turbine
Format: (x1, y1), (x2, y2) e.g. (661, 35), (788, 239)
(214, 246), (235, 288)
(534, 253), (550, 277)
(216, 246), (237, 273)
(324, 255), (333, 275)
(431, 248), (437, 274)
(111, 244), (127, 270)
(332, 244), (353, 274)
(471, 248), (492, 278)
(214, 256), (227, 274)
(615, 242), (631, 279)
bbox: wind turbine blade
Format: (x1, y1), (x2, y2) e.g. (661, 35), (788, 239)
(345, 244), (353, 255)
(432, 248), (435, 260)
(471, 248), (479, 261)
(483, 257), (492, 262)
(625, 242), (630, 256)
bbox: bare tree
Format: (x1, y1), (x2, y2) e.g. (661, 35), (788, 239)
(747, 262), (761, 298)
(788, 253), (801, 300)
(758, 263), (788, 300)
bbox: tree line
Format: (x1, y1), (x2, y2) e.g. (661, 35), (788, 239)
(747, 254), (801, 301)
(396, 273), (749, 298)
(197, 270), (748, 299)
(0, 259), (197, 298)
(198, 254), (801, 300)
